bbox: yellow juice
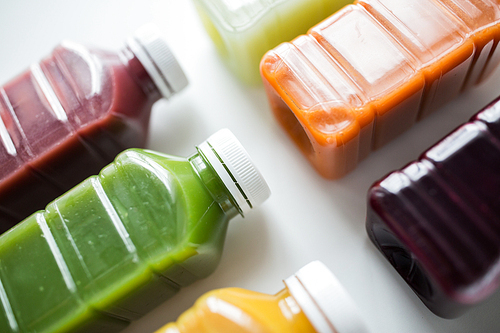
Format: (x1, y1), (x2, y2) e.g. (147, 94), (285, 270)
(157, 288), (316, 333)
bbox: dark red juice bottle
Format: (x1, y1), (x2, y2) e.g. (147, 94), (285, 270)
(366, 96), (500, 318)
(0, 25), (188, 232)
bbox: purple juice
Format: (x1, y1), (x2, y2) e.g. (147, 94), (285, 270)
(0, 26), (187, 232)
(366, 96), (500, 318)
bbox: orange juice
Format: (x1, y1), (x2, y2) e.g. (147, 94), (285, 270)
(156, 261), (369, 333)
(261, 0), (500, 179)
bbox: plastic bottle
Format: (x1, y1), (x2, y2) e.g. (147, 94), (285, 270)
(366, 96), (500, 318)
(261, 0), (500, 179)
(156, 261), (369, 333)
(0, 129), (270, 333)
(192, 0), (352, 85)
(0, 25), (188, 231)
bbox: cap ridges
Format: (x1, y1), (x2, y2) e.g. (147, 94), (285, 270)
(197, 129), (270, 216)
(127, 24), (188, 99)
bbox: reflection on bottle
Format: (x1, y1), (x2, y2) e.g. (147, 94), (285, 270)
(367, 96), (500, 317)
(0, 25), (188, 231)
(0, 129), (270, 332)
(261, 0), (500, 179)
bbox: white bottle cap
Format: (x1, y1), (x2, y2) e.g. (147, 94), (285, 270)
(127, 24), (188, 99)
(285, 261), (370, 333)
(197, 129), (271, 216)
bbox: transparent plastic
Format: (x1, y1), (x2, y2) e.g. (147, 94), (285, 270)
(366, 96), (500, 318)
(193, 0), (352, 84)
(0, 33), (183, 231)
(261, 0), (500, 178)
(0, 131), (268, 332)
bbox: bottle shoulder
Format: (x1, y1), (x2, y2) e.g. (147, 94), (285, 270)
(49, 42), (116, 120)
(109, 149), (227, 226)
(48, 41), (153, 125)
(160, 287), (315, 333)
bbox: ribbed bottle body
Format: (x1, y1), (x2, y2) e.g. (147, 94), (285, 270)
(261, 0), (500, 178)
(0, 42), (157, 231)
(366, 96), (500, 317)
(194, 0), (351, 84)
(0, 149), (229, 332)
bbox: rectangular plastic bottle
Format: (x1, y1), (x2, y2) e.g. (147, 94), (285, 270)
(0, 25), (188, 232)
(192, 0), (352, 85)
(366, 97), (500, 318)
(0, 129), (270, 333)
(155, 261), (369, 333)
(261, 0), (500, 179)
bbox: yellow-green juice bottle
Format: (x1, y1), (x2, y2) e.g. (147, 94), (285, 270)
(192, 0), (352, 85)
(0, 129), (270, 333)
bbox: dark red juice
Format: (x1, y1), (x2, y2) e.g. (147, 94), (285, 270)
(366, 96), (500, 318)
(0, 26), (187, 232)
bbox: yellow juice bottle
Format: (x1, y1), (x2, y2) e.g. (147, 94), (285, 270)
(156, 261), (369, 333)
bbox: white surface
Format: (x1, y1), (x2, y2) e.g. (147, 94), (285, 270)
(1, 1), (500, 332)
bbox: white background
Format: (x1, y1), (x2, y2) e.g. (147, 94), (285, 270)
(1, 1), (500, 332)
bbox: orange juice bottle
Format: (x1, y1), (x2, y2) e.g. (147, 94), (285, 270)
(261, 0), (500, 179)
(155, 261), (369, 333)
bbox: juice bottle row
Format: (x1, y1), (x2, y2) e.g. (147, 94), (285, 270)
(0, 0), (500, 332)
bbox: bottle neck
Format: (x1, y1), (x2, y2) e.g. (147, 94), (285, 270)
(189, 151), (240, 219)
(276, 288), (318, 332)
(119, 45), (162, 102)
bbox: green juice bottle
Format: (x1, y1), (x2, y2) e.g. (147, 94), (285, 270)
(0, 129), (270, 333)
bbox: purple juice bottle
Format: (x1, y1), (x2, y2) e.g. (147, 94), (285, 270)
(366, 96), (500, 318)
(0, 25), (188, 232)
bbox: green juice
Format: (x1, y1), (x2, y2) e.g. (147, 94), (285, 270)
(0, 130), (269, 333)
(193, 0), (353, 85)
